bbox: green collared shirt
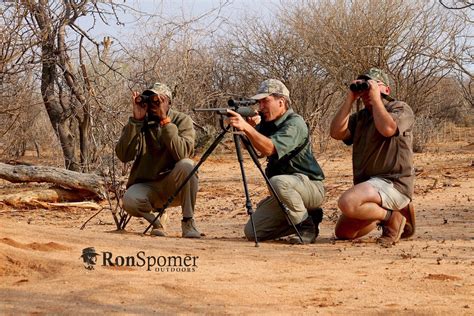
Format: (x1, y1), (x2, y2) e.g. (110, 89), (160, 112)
(257, 109), (324, 181)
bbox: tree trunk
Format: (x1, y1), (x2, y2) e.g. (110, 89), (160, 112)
(32, 1), (83, 172)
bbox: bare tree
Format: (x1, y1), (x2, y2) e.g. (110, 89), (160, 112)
(0, 1), (125, 170)
(283, 0), (471, 151)
(212, 16), (340, 144)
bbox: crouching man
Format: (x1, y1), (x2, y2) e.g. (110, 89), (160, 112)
(228, 79), (325, 244)
(330, 68), (416, 246)
(116, 82), (201, 238)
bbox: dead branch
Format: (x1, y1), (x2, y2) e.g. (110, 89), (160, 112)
(0, 187), (98, 209)
(0, 162), (107, 199)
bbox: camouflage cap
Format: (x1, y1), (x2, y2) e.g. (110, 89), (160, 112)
(358, 68), (391, 87)
(251, 79), (290, 100)
(144, 82), (173, 101)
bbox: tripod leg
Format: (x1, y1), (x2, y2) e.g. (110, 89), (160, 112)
(239, 135), (304, 244)
(233, 132), (259, 247)
(143, 125), (231, 234)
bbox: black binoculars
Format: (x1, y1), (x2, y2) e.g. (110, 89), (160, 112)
(135, 94), (160, 107)
(349, 80), (370, 92)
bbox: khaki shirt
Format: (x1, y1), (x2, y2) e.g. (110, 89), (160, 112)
(115, 109), (195, 187)
(257, 108), (325, 181)
(344, 101), (415, 199)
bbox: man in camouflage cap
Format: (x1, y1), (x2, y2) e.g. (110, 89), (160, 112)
(228, 79), (326, 244)
(330, 68), (416, 247)
(116, 82), (201, 238)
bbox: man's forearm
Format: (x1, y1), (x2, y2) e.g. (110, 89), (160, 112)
(243, 127), (276, 157)
(330, 95), (354, 140)
(372, 101), (397, 137)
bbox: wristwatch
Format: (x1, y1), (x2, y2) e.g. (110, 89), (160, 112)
(160, 116), (171, 127)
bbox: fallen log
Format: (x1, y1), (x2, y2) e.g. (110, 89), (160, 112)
(0, 187), (98, 209)
(0, 162), (107, 199)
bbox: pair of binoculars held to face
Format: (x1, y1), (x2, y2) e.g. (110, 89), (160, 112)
(349, 80), (370, 92)
(135, 94), (161, 107)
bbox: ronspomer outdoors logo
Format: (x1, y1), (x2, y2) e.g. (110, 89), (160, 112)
(80, 247), (199, 272)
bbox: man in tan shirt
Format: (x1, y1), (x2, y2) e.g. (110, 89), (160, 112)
(116, 82), (200, 238)
(330, 68), (415, 246)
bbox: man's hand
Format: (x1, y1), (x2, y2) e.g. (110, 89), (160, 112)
(366, 79), (384, 104)
(132, 91), (147, 121)
(227, 109), (276, 156)
(227, 109), (251, 132)
(246, 113), (261, 127)
(148, 94), (170, 119)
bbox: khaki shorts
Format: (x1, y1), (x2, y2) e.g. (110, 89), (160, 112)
(366, 177), (410, 210)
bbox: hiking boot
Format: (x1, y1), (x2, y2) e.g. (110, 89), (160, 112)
(181, 218), (201, 238)
(400, 203), (415, 239)
(289, 216), (316, 244)
(309, 207), (323, 239)
(150, 211), (168, 237)
(377, 211), (406, 247)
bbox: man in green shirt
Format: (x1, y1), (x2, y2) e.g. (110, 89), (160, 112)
(228, 79), (325, 244)
(330, 68), (415, 246)
(115, 82), (201, 238)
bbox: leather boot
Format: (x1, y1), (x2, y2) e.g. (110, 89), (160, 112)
(150, 211), (168, 237)
(309, 207), (323, 239)
(377, 210), (406, 247)
(289, 216), (316, 244)
(181, 218), (201, 238)
(400, 203), (415, 239)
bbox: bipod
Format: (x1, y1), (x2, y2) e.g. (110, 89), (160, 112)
(139, 116), (303, 244)
(236, 134), (304, 244)
(142, 121), (231, 234)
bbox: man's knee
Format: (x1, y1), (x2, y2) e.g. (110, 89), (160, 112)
(122, 188), (148, 216)
(269, 175), (290, 196)
(337, 193), (356, 218)
(175, 158), (195, 175)
(243, 221), (255, 241)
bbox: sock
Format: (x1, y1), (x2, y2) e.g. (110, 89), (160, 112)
(383, 210), (392, 222)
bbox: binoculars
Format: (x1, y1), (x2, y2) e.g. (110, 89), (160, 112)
(349, 80), (370, 92)
(135, 94), (160, 107)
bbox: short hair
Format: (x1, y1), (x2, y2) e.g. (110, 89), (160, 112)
(271, 93), (291, 109)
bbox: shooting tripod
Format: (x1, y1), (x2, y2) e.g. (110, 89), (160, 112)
(119, 115), (304, 246)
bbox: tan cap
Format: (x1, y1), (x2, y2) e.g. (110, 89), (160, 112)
(144, 82), (173, 101)
(251, 79), (290, 100)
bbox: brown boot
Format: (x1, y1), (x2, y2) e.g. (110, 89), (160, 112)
(400, 203), (415, 239)
(377, 211), (406, 247)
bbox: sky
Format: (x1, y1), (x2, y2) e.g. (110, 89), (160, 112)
(78, 0), (284, 40)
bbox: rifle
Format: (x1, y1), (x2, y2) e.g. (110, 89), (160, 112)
(193, 99), (258, 117)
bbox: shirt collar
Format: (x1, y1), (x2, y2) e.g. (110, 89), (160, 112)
(273, 108), (294, 127)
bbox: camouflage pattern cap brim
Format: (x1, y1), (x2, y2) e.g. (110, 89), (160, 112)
(145, 82), (173, 101)
(251, 79), (290, 100)
(359, 68), (391, 87)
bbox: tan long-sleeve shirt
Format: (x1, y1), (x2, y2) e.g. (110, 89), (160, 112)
(115, 109), (195, 187)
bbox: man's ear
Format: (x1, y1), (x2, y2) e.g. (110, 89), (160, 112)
(279, 97), (285, 108)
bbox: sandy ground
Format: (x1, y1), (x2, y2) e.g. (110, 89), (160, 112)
(0, 143), (473, 314)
